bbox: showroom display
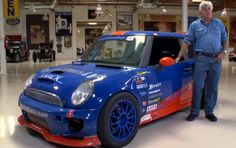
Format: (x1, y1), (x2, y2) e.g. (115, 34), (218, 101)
(32, 42), (56, 62)
(6, 41), (29, 62)
(18, 31), (194, 147)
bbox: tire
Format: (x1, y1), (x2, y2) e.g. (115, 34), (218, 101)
(14, 54), (20, 63)
(98, 92), (140, 148)
(32, 51), (37, 63)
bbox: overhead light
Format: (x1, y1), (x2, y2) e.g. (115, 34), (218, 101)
(221, 8), (228, 17)
(161, 6), (167, 13)
(88, 22), (98, 25)
(42, 14), (49, 21)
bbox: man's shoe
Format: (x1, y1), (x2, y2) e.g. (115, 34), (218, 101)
(186, 114), (198, 121)
(205, 113), (217, 122)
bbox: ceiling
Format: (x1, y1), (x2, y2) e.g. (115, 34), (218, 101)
(22, 0), (236, 12)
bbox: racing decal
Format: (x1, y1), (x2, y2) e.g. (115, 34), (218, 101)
(100, 36), (126, 41)
(147, 104), (157, 112)
(149, 82), (162, 90)
(140, 81), (193, 125)
(136, 83), (148, 89)
(148, 97), (161, 105)
(156, 82), (193, 111)
(140, 114), (151, 123)
(136, 71), (149, 75)
(39, 74), (63, 83)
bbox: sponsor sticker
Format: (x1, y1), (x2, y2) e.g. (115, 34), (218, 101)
(149, 82), (162, 90)
(148, 97), (161, 105)
(140, 114), (151, 123)
(147, 104), (157, 112)
(126, 36), (135, 41)
(136, 83), (148, 89)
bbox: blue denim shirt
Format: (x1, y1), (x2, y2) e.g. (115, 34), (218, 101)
(184, 18), (228, 53)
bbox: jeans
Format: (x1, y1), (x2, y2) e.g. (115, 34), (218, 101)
(191, 55), (222, 115)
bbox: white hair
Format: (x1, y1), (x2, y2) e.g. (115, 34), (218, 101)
(199, 1), (213, 11)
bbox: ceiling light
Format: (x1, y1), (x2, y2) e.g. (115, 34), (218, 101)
(88, 22), (98, 25)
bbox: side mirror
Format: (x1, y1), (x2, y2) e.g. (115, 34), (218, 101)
(159, 57), (175, 66)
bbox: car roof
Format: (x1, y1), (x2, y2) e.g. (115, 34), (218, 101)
(102, 31), (185, 38)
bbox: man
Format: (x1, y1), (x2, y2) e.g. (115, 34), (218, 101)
(176, 1), (229, 122)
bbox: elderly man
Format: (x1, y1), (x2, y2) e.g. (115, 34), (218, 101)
(176, 1), (229, 122)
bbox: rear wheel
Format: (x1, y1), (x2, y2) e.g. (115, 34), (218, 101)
(98, 92), (140, 148)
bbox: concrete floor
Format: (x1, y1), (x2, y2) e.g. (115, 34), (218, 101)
(0, 59), (236, 148)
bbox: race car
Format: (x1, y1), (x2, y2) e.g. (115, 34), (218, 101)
(18, 31), (194, 148)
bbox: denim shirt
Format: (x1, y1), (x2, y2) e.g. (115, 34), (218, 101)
(184, 18), (228, 53)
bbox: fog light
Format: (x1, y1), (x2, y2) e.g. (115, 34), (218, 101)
(68, 118), (83, 133)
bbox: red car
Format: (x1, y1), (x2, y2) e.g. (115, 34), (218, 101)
(229, 49), (236, 62)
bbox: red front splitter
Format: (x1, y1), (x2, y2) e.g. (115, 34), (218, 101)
(18, 115), (101, 147)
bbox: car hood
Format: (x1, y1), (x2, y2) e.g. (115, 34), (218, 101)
(29, 63), (134, 107)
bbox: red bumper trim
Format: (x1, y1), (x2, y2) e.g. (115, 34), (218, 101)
(18, 115), (101, 147)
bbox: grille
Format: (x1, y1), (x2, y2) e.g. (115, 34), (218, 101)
(24, 88), (63, 107)
(27, 113), (49, 130)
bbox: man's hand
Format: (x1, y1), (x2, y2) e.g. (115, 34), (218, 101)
(214, 52), (225, 63)
(175, 57), (181, 63)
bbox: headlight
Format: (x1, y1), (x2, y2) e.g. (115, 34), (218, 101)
(10, 48), (14, 53)
(24, 74), (35, 89)
(71, 81), (94, 105)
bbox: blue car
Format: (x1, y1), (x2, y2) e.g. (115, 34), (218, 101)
(18, 31), (194, 148)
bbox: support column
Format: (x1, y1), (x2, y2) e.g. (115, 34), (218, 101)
(0, 0), (6, 74)
(182, 0), (188, 32)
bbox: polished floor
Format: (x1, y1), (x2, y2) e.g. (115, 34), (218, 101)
(0, 59), (236, 148)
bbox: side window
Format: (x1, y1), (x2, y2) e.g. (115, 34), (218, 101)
(148, 37), (181, 65)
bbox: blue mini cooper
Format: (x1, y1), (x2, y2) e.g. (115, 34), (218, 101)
(18, 31), (194, 148)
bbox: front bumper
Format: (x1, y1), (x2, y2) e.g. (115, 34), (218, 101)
(18, 95), (101, 147)
(18, 116), (101, 147)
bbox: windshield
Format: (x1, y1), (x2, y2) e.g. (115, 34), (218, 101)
(81, 35), (147, 67)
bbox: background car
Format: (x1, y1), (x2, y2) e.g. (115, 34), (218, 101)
(18, 31), (194, 148)
(229, 49), (236, 62)
(6, 41), (29, 62)
(32, 42), (56, 62)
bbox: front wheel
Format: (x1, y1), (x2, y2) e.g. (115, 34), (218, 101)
(98, 92), (140, 148)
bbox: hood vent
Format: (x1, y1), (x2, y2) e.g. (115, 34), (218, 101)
(51, 70), (64, 74)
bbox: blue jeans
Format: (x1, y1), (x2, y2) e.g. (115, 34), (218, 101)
(191, 55), (222, 116)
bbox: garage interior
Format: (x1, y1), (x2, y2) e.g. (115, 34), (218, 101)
(1, 0), (236, 148)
